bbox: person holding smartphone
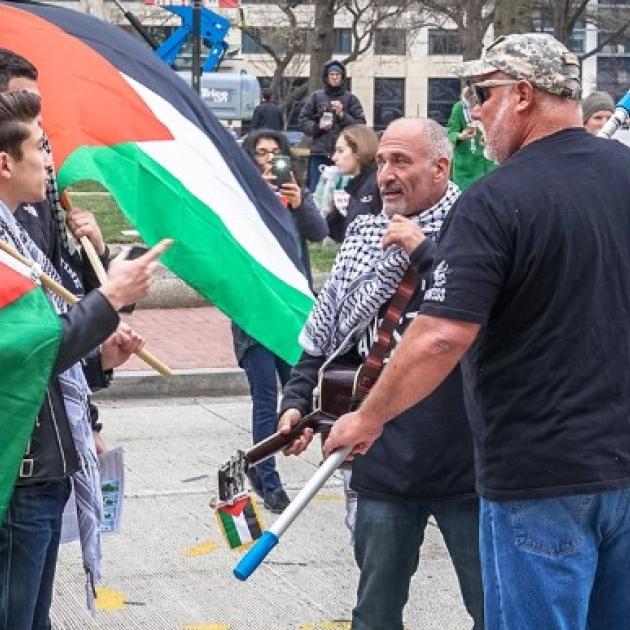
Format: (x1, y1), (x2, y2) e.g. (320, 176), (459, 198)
(230, 128), (328, 514)
(298, 60), (366, 191)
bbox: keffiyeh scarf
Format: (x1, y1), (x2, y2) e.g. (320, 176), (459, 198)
(299, 181), (460, 358)
(43, 134), (78, 255)
(0, 202), (102, 612)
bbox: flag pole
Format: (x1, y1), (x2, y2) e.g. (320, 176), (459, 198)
(0, 238), (173, 377)
(233, 446), (352, 581)
(59, 192), (172, 377)
(191, 0), (202, 95)
(598, 89), (630, 138)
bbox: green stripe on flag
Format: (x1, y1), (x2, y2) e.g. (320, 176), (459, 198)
(0, 287), (61, 520)
(58, 143), (314, 364)
(218, 508), (244, 548)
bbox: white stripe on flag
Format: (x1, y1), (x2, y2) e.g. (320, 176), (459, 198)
(233, 511), (253, 544)
(122, 74), (312, 300)
(0, 247), (35, 280)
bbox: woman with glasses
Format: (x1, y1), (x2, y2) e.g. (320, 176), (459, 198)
(231, 128), (328, 514)
(446, 85), (495, 190)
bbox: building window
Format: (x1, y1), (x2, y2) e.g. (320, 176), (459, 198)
(241, 28), (310, 55)
(428, 29), (463, 55)
(597, 56), (630, 102)
(375, 29), (406, 55)
(241, 31), (265, 54)
(531, 9), (585, 53)
(374, 78), (405, 130)
(427, 78), (460, 126)
(334, 28), (352, 54)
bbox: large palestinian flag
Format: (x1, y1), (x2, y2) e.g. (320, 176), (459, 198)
(0, 249), (61, 520)
(0, 0), (314, 363)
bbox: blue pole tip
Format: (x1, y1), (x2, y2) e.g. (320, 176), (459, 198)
(233, 531), (279, 581)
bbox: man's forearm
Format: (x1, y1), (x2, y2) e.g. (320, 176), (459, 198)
(358, 315), (478, 431)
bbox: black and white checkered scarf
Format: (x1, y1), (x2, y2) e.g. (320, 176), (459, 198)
(43, 135), (78, 255)
(299, 181), (460, 358)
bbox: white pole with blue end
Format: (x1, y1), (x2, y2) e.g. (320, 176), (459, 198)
(233, 446), (352, 581)
(598, 89), (630, 139)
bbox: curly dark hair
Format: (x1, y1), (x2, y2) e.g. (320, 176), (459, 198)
(242, 128), (302, 187)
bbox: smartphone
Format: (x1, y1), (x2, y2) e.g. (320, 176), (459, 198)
(126, 244), (148, 260)
(271, 154), (292, 187)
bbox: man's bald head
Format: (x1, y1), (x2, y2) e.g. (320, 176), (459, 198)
(376, 118), (452, 217)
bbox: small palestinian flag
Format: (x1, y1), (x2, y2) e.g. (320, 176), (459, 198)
(0, 248), (61, 521)
(215, 494), (263, 550)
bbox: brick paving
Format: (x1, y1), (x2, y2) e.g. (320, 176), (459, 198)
(119, 307), (237, 371)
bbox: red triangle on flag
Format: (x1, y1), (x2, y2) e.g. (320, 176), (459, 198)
(0, 260), (35, 310)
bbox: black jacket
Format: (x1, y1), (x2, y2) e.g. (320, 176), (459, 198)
(15, 199), (117, 485)
(280, 239), (476, 502)
(16, 290), (119, 484)
(298, 60), (366, 157)
(250, 101), (284, 131)
(15, 200), (108, 298)
(327, 162), (381, 243)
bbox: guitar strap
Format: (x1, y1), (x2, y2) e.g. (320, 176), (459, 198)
(355, 265), (422, 399)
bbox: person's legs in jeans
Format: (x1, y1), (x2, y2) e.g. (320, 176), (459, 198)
(242, 344), (283, 495)
(0, 479), (71, 630)
(352, 494), (428, 630)
(480, 494), (599, 630)
(586, 487), (630, 630)
(431, 498), (484, 630)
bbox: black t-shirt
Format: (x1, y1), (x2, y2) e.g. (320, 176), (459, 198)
(421, 128), (630, 501)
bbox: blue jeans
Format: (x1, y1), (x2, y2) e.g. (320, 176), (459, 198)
(353, 494), (483, 630)
(307, 154), (332, 191)
(0, 479), (71, 630)
(480, 488), (630, 630)
(242, 344), (292, 495)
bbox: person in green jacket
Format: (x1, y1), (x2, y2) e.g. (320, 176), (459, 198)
(446, 86), (495, 189)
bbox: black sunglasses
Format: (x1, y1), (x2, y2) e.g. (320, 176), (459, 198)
(471, 79), (519, 105)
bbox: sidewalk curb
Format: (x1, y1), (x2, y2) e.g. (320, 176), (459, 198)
(94, 367), (249, 399)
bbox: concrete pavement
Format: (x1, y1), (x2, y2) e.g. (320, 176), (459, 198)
(52, 396), (474, 630)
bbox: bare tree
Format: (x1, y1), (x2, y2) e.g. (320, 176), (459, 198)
(494, 0), (530, 37)
(412, 0), (495, 60)
(530, 1), (630, 65)
(237, 2), (307, 103)
(238, 0), (419, 119)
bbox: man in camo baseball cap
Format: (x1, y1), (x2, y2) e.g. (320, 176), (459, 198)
(455, 33), (581, 100)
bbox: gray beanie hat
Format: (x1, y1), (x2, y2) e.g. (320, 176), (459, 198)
(582, 91), (615, 123)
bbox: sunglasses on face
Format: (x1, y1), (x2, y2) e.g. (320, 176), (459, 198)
(471, 79), (520, 105)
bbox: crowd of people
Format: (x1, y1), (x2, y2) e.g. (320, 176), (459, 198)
(3, 28), (630, 630)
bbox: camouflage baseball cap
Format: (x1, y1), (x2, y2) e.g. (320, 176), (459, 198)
(454, 33), (581, 100)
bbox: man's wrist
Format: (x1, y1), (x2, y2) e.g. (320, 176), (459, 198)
(98, 285), (123, 311)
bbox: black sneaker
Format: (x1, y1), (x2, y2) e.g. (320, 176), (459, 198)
(263, 488), (291, 514)
(245, 467), (264, 499)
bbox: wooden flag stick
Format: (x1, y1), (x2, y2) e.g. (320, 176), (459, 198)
(0, 236), (172, 378)
(61, 192), (172, 377)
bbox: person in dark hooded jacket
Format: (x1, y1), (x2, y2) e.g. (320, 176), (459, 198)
(298, 60), (366, 190)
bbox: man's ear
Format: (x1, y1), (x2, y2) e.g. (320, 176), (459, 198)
(515, 80), (535, 112)
(434, 155), (450, 180)
(0, 152), (12, 181)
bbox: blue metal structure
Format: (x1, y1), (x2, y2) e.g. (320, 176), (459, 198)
(155, 6), (230, 72)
